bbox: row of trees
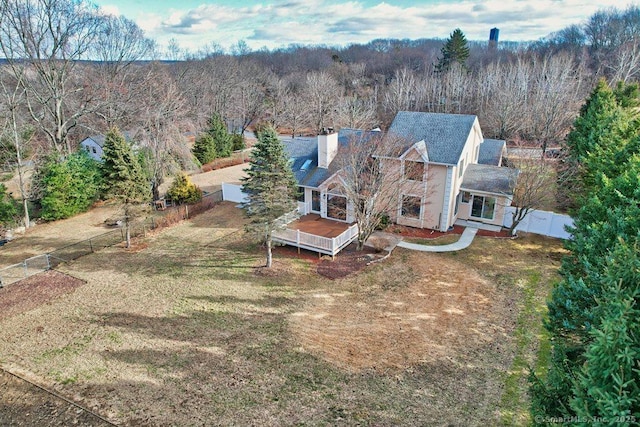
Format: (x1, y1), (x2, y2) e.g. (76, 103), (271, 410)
(1, 0), (639, 232)
(530, 80), (640, 423)
(192, 114), (244, 165)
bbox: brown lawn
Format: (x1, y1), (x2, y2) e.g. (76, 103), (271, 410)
(0, 202), (564, 426)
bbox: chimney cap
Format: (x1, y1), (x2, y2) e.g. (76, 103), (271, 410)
(319, 127), (334, 135)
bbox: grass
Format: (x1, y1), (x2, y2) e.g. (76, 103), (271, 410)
(0, 203), (565, 425)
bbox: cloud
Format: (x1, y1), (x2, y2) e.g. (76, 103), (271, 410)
(121, 0), (634, 52)
(98, 4), (120, 17)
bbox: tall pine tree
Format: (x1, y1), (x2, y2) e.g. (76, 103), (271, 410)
(102, 128), (151, 248)
(241, 125), (298, 268)
(435, 28), (470, 73)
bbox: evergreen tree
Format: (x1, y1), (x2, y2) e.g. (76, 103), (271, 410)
(531, 79), (640, 422)
(192, 114), (232, 165)
(38, 151), (102, 220)
(571, 242), (640, 423)
(167, 172), (202, 204)
(241, 125), (298, 268)
(560, 80), (639, 210)
(435, 28), (470, 73)
(192, 133), (216, 165)
(101, 127), (152, 247)
(208, 114), (232, 158)
(0, 183), (18, 227)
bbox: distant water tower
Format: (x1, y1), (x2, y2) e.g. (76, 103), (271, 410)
(489, 28), (499, 48)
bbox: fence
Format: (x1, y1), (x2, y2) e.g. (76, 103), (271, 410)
(0, 190), (223, 287)
(503, 207), (573, 239)
(222, 182), (248, 203)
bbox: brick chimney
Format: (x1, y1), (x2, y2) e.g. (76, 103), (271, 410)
(317, 127), (338, 169)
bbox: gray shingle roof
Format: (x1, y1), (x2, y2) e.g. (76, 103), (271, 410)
(83, 131), (135, 148)
(387, 111), (477, 165)
(478, 139), (506, 166)
(283, 129), (378, 188)
(86, 134), (106, 147)
(461, 164), (518, 195)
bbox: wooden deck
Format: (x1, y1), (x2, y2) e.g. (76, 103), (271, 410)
(286, 214), (351, 238)
(273, 214), (358, 257)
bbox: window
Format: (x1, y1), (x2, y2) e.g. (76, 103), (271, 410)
(461, 191), (471, 203)
(458, 158), (464, 178)
(470, 195), (496, 220)
(311, 190), (321, 212)
(300, 159), (312, 170)
(327, 194), (347, 221)
(401, 195), (421, 219)
(404, 160), (423, 181)
(92, 147), (97, 154)
(474, 145), (480, 162)
(297, 187), (305, 202)
(326, 184), (347, 221)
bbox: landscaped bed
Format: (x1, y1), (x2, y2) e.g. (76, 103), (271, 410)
(0, 202), (565, 425)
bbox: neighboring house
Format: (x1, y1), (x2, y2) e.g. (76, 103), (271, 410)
(80, 132), (136, 161)
(80, 135), (106, 161)
(230, 111), (517, 255)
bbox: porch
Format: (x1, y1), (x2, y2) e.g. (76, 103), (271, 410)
(272, 214), (359, 257)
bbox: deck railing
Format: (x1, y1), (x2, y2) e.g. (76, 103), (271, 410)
(273, 222), (359, 257)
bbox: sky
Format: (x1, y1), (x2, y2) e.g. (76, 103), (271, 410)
(94, 0), (631, 54)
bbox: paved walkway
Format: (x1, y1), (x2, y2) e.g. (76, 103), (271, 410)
(397, 227), (478, 252)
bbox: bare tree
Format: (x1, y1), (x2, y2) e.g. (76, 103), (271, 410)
(228, 60), (268, 135)
(505, 142), (558, 235)
(475, 58), (530, 140)
(264, 75), (291, 130)
(334, 94), (377, 129)
(304, 71), (340, 133)
(526, 53), (586, 154)
(606, 40), (640, 83)
(280, 74), (311, 137)
(90, 14), (156, 129)
(132, 64), (194, 200)
(333, 132), (423, 250)
(0, 68), (34, 227)
(383, 67), (418, 117)
(0, 0), (102, 154)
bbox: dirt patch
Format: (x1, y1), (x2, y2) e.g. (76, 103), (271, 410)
(290, 249), (512, 372)
(0, 270), (85, 321)
(317, 244), (381, 279)
(273, 243), (383, 279)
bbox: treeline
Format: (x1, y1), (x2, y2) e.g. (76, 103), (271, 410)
(530, 79), (640, 424)
(1, 0), (640, 228)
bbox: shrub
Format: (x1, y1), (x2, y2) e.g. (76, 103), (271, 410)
(167, 172), (202, 204)
(231, 133), (245, 151)
(38, 151), (102, 220)
(0, 183), (18, 227)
